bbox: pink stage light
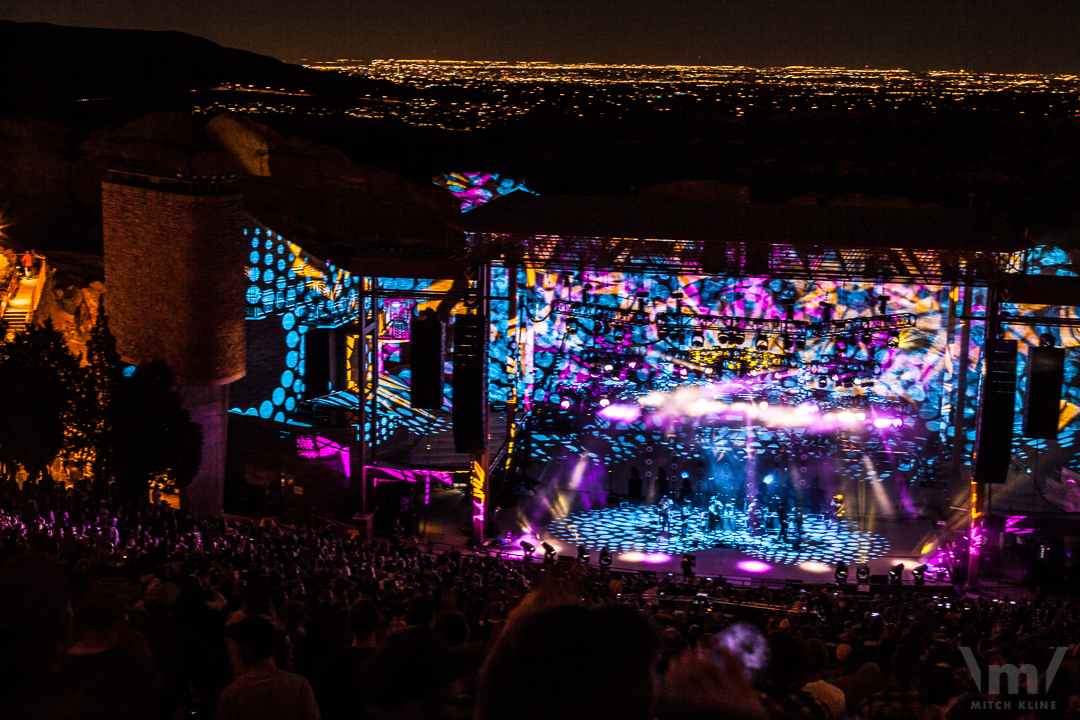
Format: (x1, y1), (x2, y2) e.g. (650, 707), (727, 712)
(736, 560), (771, 573)
(873, 418), (893, 429)
(620, 552), (671, 564)
(297, 436), (351, 476)
(598, 403), (641, 423)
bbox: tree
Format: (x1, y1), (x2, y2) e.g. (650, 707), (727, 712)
(70, 303), (124, 496)
(110, 361), (203, 502)
(0, 320), (80, 481)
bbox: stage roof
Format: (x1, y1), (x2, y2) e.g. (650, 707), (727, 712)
(455, 194), (1024, 252)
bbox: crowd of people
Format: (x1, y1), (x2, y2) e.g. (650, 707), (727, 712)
(0, 476), (1079, 720)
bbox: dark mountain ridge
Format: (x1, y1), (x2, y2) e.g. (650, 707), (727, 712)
(0, 20), (393, 121)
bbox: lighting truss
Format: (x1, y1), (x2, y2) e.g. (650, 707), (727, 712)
(552, 298), (915, 340)
(468, 234), (1023, 285)
(688, 348), (801, 371)
(551, 299), (646, 325)
(818, 314), (917, 335)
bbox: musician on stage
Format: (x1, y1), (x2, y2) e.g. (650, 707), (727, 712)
(777, 500), (789, 543)
(827, 493), (844, 530)
(658, 495), (674, 531)
(679, 497), (693, 540)
(707, 495), (722, 532)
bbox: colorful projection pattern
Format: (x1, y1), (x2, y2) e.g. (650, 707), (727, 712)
(548, 508), (890, 564)
(432, 172), (535, 212)
(232, 221), (360, 422)
(372, 247), (1080, 482)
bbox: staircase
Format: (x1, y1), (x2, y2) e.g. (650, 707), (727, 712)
(1, 258), (45, 341)
(2, 307), (29, 339)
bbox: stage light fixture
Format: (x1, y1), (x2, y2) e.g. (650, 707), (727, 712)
(560, 399), (571, 409)
(717, 332), (729, 346)
(912, 564), (926, 585)
(889, 563), (904, 585)
(857, 564), (870, 582)
(861, 333), (873, 346)
(577, 545), (591, 564)
(835, 335), (848, 350)
(599, 397), (611, 407)
(818, 378), (828, 389)
(603, 363), (614, 372)
(628, 360), (638, 369)
(520, 541), (536, 557)
(566, 320), (578, 335)
(755, 335), (768, 351)
(835, 562), (848, 583)
(692, 330), (705, 348)
(599, 547), (613, 567)
(1040, 333), (1056, 348)
(794, 337), (807, 350)
(541, 542), (556, 561)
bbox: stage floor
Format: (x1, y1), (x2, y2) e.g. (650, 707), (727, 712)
(537, 507), (944, 585)
(548, 506), (891, 564)
(413, 488), (951, 587)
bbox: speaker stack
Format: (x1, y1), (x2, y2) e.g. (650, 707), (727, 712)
(409, 311), (444, 409)
(452, 314), (488, 453)
(1023, 345), (1065, 440)
(973, 338), (1018, 484)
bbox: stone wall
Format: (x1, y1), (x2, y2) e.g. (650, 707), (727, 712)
(101, 181), (246, 386)
(178, 384), (229, 517)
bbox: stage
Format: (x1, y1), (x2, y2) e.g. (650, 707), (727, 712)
(547, 506), (890, 566)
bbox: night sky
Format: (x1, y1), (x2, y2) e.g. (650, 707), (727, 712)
(4, 0), (1080, 73)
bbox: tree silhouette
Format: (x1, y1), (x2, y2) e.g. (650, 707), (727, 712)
(0, 320), (79, 480)
(110, 361), (203, 503)
(76, 303), (123, 496)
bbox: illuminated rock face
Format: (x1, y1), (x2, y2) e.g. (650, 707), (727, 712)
(102, 180), (247, 386)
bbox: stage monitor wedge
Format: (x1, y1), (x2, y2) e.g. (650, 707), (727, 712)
(452, 313), (488, 453)
(1024, 346), (1065, 439)
(973, 338), (1018, 484)
(410, 311), (445, 409)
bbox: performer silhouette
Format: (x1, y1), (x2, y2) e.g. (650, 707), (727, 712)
(658, 496), (674, 532)
(628, 466), (642, 503)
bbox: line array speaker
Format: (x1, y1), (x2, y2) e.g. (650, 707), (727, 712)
(1024, 346), (1065, 439)
(305, 328), (330, 398)
(409, 311), (444, 409)
(973, 338), (1018, 484)
(452, 314), (488, 453)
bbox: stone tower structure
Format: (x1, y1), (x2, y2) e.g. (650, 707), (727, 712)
(102, 170), (247, 516)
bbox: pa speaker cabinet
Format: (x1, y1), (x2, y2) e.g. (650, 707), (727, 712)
(973, 339), (1018, 484)
(452, 314), (488, 453)
(410, 312), (445, 409)
(1024, 346), (1065, 439)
